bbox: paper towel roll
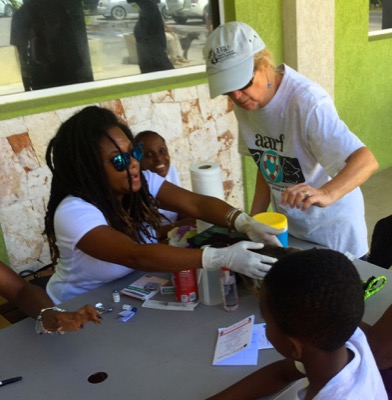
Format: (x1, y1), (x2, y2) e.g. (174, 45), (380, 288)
(190, 162), (224, 232)
(190, 162), (225, 199)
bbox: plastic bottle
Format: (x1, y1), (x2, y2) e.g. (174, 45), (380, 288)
(198, 245), (223, 306)
(252, 212), (288, 247)
(112, 289), (120, 303)
(197, 268), (222, 305)
(220, 268), (239, 311)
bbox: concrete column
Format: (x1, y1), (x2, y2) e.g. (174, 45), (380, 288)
(282, 0), (335, 98)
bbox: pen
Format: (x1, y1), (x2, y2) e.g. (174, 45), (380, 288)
(0, 376), (22, 387)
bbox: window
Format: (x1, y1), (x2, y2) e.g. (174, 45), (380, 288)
(369, 0), (392, 31)
(0, 0), (223, 102)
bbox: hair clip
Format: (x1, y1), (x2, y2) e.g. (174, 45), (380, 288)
(362, 275), (387, 300)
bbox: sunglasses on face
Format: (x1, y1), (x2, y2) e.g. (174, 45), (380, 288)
(110, 143), (144, 172)
(240, 71), (255, 91)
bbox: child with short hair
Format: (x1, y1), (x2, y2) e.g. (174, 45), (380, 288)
(134, 130), (178, 182)
(207, 248), (387, 399)
(134, 130), (195, 239)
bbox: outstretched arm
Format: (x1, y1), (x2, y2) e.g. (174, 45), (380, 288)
(361, 304), (392, 370)
(0, 261), (100, 332)
(157, 180), (280, 240)
(206, 359), (304, 400)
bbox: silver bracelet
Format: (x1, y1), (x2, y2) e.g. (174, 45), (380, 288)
(225, 208), (243, 231)
(35, 307), (66, 335)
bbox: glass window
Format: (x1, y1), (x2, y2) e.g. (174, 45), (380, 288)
(369, 0), (392, 31)
(0, 0), (223, 97)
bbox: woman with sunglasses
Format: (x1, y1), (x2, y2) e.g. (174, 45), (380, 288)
(45, 106), (283, 304)
(203, 22), (378, 260)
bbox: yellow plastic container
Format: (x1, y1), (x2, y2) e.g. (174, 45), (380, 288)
(253, 212), (288, 247)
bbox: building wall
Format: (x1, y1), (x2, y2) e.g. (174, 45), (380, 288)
(334, 0), (392, 170)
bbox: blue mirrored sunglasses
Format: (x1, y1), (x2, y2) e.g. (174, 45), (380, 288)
(110, 144), (144, 172)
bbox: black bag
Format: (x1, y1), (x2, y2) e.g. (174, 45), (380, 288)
(19, 264), (54, 289)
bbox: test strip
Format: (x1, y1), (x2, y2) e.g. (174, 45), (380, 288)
(142, 300), (199, 311)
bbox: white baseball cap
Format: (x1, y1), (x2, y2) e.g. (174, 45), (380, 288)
(203, 21), (265, 98)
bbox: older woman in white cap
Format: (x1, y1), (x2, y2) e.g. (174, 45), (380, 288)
(203, 21), (378, 259)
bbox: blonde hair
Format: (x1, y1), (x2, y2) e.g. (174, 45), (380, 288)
(253, 48), (276, 71)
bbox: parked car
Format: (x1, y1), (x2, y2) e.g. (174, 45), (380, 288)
(160, 0), (172, 19)
(0, 0), (21, 17)
(165, 0), (208, 24)
(97, 0), (170, 21)
(97, 0), (138, 20)
(83, 0), (100, 13)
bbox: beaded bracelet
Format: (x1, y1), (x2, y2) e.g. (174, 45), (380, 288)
(225, 208), (243, 232)
(35, 306), (66, 335)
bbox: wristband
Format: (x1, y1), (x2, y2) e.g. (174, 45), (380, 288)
(35, 307), (66, 335)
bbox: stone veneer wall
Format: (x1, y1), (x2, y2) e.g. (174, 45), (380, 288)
(0, 84), (244, 273)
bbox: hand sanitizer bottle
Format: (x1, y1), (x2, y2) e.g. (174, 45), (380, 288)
(220, 268), (239, 311)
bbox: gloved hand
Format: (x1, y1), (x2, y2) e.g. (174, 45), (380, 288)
(234, 212), (285, 246)
(202, 241), (277, 279)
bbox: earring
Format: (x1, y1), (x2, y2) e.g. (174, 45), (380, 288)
(267, 83), (272, 89)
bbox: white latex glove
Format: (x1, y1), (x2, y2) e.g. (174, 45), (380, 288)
(202, 241), (277, 279)
(234, 212), (285, 246)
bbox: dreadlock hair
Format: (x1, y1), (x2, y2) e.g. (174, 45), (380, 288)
(262, 248), (364, 352)
(44, 106), (162, 265)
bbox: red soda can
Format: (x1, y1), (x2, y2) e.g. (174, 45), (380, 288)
(172, 270), (198, 303)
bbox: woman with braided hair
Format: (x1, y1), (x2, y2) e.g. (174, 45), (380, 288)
(45, 106), (284, 304)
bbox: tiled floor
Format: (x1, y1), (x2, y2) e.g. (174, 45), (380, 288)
(362, 166), (392, 245)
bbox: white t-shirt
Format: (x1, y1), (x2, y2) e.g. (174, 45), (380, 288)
(46, 170), (165, 304)
(159, 164), (181, 224)
(275, 328), (387, 399)
(236, 64), (368, 258)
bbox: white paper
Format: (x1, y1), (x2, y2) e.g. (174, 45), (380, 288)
(255, 323), (274, 349)
(212, 320), (275, 366)
(142, 300), (199, 311)
(212, 315), (255, 365)
(214, 329), (259, 366)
